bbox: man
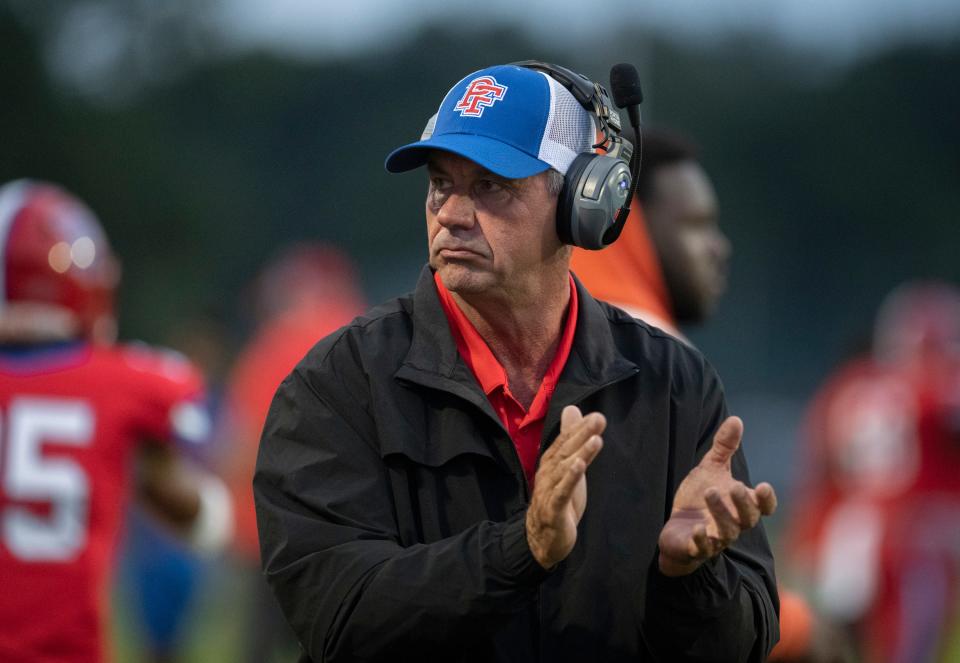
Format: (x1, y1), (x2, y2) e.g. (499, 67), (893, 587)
(0, 180), (232, 663)
(255, 63), (779, 662)
(218, 243), (365, 663)
(572, 129), (855, 663)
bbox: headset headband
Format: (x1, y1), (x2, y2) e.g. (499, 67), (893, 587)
(510, 60), (629, 161)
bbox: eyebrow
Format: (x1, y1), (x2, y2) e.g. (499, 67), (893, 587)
(425, 159), (446, 176)
(425, 156), (457, 176)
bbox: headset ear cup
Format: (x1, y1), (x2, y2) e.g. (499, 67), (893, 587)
(556, 153), (596, 246)
(557, 153), (631, 249)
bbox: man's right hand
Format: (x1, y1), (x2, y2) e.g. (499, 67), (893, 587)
(525, 405), (605, 569)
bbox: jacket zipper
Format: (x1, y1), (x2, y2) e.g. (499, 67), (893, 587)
(535, 368), (639, 661)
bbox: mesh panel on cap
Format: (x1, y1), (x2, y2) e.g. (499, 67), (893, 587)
(537, 74), (596, 175)
(420, 113), (438, 140)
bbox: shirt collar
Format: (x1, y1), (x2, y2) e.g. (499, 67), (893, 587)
(433, 271), (579, 409)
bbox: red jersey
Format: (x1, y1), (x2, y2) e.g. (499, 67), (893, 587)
(788, 355), (960, 558)
(787, 354), (960, 661)
(0, 341), (206, 663)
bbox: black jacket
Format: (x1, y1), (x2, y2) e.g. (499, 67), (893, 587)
(254, 266), (779, 663)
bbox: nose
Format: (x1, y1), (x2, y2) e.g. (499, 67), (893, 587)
(434, 190), (476, 231)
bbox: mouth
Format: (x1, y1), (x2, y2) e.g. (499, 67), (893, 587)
(437, 247), (483, 260)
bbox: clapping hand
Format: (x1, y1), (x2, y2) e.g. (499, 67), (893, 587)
(526, 406), (606, 570)
(658, 416), (777, 577)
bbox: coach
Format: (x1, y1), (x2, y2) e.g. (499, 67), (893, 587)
(254, 63), (779, 662)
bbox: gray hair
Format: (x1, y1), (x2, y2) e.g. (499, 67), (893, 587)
(545, 168), (565, 197)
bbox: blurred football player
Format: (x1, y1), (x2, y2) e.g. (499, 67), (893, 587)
(121, 314), (233, 663)
(216, 242), (365, 663)
(0, 180), (232, 663)
(572, 128), (855, 663)
(787, 281), (960, 662)
(571, 127), (729, 339)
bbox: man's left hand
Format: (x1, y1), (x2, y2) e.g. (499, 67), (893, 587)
(658, 416), (777, 577)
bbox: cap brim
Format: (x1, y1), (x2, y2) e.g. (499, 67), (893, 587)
(384, 134), (550, 180)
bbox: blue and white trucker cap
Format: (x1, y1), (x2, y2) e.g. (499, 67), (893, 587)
(385, 64), (596, 179)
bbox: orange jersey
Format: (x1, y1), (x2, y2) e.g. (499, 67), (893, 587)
(0, 342), (205, 663)
(221, 299), (363, 560)
(570, 202), (678, 335)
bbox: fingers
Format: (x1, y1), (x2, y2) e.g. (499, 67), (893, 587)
(548, 442), (596, 510)
(730, 483), (760, 530)
(549, 455), (585, 505)
(704, 415), (743, 466)
(701, 481), (775, 546)
(545, 407), (606, 465)
(544, 433), (604, 498)
(705, 489), (740, 543)
(532, 407), (606, 518)
(560, 404), (582, 430)
(706, 482), (771, 537)
(577, 434), (604, 469)
(563, 407), (606, 441)
(755, 482), (778, 515)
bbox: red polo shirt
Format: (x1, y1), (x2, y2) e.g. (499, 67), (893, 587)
(433, 271), (579, 486)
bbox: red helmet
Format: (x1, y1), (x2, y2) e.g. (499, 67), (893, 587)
(0, 180), (120, 343)
(251, 243), (363, 324)
(874, 281), (960, 366)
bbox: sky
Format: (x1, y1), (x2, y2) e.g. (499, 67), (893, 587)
(29, 0), (960, 102)
(213, 0), (960, 60)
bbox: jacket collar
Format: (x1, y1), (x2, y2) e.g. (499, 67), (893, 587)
(543, 272), (641, 442)
(396, 265), (639, 426)
(395, 266), (491, 411)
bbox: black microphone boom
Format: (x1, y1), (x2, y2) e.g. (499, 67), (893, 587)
(601, 63), (644, 247)
(609, 63), (643, 129)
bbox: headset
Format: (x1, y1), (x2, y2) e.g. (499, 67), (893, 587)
(512, 60), (643, 250)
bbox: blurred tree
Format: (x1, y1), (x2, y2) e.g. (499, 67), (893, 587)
(4, 0), (222, 103)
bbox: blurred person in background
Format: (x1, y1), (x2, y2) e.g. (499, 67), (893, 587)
(571, 127), (729, 339)
(216, 243), (365, 663)
(571, 127), (855, 663)
(120, 314), (234, 663)
(785, 281), (960, 663)
(0, 180), (232, 663)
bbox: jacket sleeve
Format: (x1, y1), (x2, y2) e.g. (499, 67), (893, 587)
(253, 343), (548, 662)
(641, 359), (780, 663)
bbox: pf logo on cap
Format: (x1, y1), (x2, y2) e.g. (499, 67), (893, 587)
(454, 76), (508, 117)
